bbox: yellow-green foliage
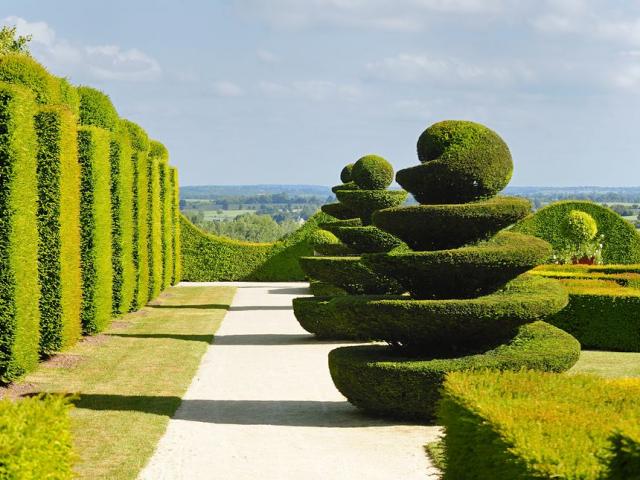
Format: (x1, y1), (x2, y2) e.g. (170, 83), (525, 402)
(110, 123), (135, 314)
(0, 83), (40, 382)
(171, 167), (182, 284)
(148, 141), (165, 298)
(0, 395), (74, 478)
(0, 54), (58, 104)
(77, 86), (119, 132)
(34, 105), (82, 354)
(439, 371), (640, 480)
(161, 160), (173, 289)
(78, 126), (113, 334)
(122, 120), (150, 308)
(57, 78), (79, 116)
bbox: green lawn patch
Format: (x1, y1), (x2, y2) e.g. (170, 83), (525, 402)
(570, 350), (640, 378)
(1, 285), (235, 479)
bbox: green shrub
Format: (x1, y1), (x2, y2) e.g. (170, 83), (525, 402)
(0, 83), (40, 382)
(373, 196), (531, 251)
(309, 229), (355, 255)
(309, 280), (346, 297)
(335, 189), (407, 225)
(180, 212), (332, 281)
(545, 280), (640, 352)
(34, 106), (82, 354)
(0, 394), (74, 478)
(170, 167), (181, 284)
(363, 232), (551, 298)
(565, 209), (598, 243)
(608, 424), (640, 479)
(318, 218), (362, 232)
(78, 126), (113, 334)
(331, 181), (359, 193)
(0, 54), (59, 105)
(77, 86), (119, 132)
(340, 163), (354, 183)
(438, 371), (640, 479)
(400, 120), (513, 204)
(161, 160), (173, 290)
(351, 154), (394, 190)
(109, 122), (135, 314)
(57, 78), (79, 116)
(331, 226), (404, 253)
(512, 200), (640, 264)
(320, 202), (356, 220)
(148, 141), (165, 299)
(329, 321), (578, 422)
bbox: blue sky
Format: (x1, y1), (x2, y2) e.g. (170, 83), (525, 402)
(3, 0), (640, 187)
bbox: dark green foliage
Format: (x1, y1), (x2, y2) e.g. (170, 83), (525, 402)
(340, 163), (354, 183)
(546, 281), (640, 352)
(351, 154), (394, 190)
(78, 126), (113, 334)
(0, 395), (74, 478)
(180, 212), (332, 281)
(373, 196), (531, 251)
(335, 189), (407, 224)
(77, 86), (119, 132)
(320, 202), (356, 220)
(329, 321), (579, 422)
(318, 218), (362, 233)
(331, 226), (404, 253)
(331, 182), (358, 193)
(513, 200), (640, 264)
(299, 256), (402, 295)
(363, 232), (552, 298)
(309, 229), (354, 255)
(309, 281), (346, 297)
(296, 275), (567, 350)
(438, 370), (640, 479)
(402, 120), (513, 204)
(34, 106), (82, 354)
(0, 83), (40, 382)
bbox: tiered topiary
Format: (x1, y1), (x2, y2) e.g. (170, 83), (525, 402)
(320, 121), (581, 421)
(293, 156), (407, 337)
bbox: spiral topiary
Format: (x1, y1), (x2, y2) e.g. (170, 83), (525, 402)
(313, 120), (580, 422)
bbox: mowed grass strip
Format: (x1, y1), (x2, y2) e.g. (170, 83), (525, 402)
(570, 350), (640, 378)
(1, 285), (235, 479)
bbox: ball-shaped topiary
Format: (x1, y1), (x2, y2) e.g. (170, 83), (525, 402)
(351, 155), (394, 190)
(340, 163), (354, 183)
(564, 210), (598, 244)
(77, 86), (119, 132)
(398, 120), (513, 204)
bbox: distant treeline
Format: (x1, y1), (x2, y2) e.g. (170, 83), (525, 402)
(505, 186), (640, 205)
(181, 184), (332, 199)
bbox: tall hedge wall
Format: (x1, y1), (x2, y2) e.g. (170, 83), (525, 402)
(0, 83), (41, 382)
(161, 160), (173, 289)
(78, 126), (113, 334)
(34, 105), (82, 354)
(180, 212), (330, 281)
(148, 141), (165, 298)
(171, 166), (182, 284)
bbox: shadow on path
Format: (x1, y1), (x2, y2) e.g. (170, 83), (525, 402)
(107, 333), (213, 343)
(212, 333), (349, 346)
(267, 287), (310, 295)
(147, 304), (230, 310)
(228, 306), (292, 312)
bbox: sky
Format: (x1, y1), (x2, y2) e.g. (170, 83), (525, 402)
(2, 0), (640, 187)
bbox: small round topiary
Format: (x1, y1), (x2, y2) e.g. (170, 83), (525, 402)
(341, 163), (355, 183)
(351, 155), (394, 190)
(310, 229), (341, 248)
(564, 210), (598, 243)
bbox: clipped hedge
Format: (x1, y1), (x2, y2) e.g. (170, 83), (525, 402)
(320, 202), (355, 220)
(0, 54), (58, 105)
(110, 122), (135, 314)
(148, 141), (165, 298)
(439, 371), (640, 479)
(531, 264), (640, 287)
(0, 395), (74, 478)
(170, 166), (181, 283)
(329, 322), (578, 422)
(77, 86), (119, 132)
(161, 159), (173, 289)
(351, 154), (394, 190)
(332, 226), (404, 254)
(78, 126), (113, 334)
(512, 200), (640, 264)
(180, 212), (331, 281)
(335, 189), (407, 225)
(34, 105), (82, 354)
(0, 83), (41, 382)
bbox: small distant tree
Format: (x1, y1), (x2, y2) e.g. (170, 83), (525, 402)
(0, 25), (32, 56)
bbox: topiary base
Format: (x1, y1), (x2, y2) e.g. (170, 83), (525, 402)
(328, 321), (580, 423)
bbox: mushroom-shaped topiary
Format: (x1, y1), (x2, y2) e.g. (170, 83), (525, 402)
(303, 120), (580, 422)
(351, 154), (394, 190)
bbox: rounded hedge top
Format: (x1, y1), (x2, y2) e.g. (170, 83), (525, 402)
(149, 140), (169, 162)
(341, 163), (354, 183)
(57, 78), (80, 116)
(0, 53), (58, 104)
(351, 155), (394, 190)
(77, 86), (119, 132)
(564, 210), (598, 243)
(398, 120), (513, 204)
(121, 119), (150, 152)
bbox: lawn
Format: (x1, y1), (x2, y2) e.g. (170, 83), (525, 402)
(0, 285), (235, 479)
(570, 350), (640, 378)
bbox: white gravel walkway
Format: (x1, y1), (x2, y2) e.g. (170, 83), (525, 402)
(140, 282), (441, 480)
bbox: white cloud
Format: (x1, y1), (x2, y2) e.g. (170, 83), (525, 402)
(212, 81), (245, 97)
(3, 16), (161, 82)
(258, 80), (362, 101)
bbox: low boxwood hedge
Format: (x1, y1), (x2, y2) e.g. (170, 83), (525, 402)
(373, 196), (531, 251)
(329, 321), (578, 422)
(0, 395), (74, 478)
(335, 189), (407, 224)
(0, 83), (41, 382)
(332, 226), (404, 253)
(308, 281), (346, 297)
(531, 264), (640, 288)
(439, 370), (640, 479)
(296, 275), (567, 351)
(363, 232), (551, 298)
(512, 200), (640, 264)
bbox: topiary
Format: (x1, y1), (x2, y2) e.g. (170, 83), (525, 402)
(0, 54), (59, 105)
(297, 120), (579, 421)
(340, 163), (354, 183)
(77, 86), (119, 132)
(351, 154), (394, 190)
(565, 210), (598, 243)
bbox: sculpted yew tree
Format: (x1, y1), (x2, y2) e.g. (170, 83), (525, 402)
(317, 121), (581, 421)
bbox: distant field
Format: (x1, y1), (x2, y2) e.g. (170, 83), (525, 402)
(203, 209), (254, 221)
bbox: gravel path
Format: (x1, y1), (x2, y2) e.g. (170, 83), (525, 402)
(140, 282), (441, 480)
